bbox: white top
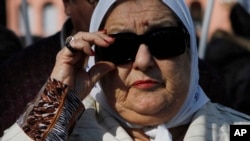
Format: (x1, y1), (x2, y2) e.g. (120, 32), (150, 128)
(1, 96), (250, 141)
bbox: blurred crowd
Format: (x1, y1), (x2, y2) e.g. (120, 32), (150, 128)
(204, 3), (250, 114)
(0, 0), (250, 137)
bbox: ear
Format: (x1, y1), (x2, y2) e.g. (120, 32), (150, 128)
(62, 0), (71, 15)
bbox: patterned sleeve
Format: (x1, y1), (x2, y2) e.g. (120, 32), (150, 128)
(16, 78), (85, 141)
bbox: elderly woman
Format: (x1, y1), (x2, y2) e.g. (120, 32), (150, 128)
(1, 0), (250, 141)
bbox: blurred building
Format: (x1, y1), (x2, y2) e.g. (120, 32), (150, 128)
(6, 0), (67, 38)
(5, 0), (250, 45)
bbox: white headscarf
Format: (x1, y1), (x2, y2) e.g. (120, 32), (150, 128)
(87, 0), (209, 140)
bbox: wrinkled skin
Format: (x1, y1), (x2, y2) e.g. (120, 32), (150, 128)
(100, 1), (191, 126)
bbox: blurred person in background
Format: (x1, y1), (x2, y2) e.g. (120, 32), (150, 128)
(0, 0), (98, 136)
(0, 25), (22, 64)
(205, 2), (250, 115)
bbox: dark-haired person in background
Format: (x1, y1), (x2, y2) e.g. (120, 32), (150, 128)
(0, 25), (22, 64)
(0, 0), (98, 136)
(205, 3), (250, 115)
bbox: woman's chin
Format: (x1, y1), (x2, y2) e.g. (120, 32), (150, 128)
(130, 101), (167, 115)
(126, 94), (170, 115)
(119, 106), (170, 126)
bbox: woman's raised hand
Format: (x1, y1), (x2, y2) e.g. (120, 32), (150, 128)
(50, 30), (115, 99)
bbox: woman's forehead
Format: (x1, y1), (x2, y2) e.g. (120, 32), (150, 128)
(103, 0), (178, 34)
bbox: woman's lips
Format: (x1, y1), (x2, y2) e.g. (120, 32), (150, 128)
(131, 80), (159, 89)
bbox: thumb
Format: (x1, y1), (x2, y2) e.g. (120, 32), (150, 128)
(74, 62), (115, 100)
(88, 61), (116, 86)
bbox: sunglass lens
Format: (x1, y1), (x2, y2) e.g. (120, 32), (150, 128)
(96, 27), (187, 65)
(148, 27), (186, 59)
(95, 33), (138, 65)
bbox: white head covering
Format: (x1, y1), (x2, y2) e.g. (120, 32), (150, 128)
(87, 0), (209, 140)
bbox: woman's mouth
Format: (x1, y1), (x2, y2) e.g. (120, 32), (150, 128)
(131, 80), (159, 89)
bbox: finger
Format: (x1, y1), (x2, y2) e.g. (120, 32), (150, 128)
(93, 30), (115, 44)
(77, 30), (114, 46)
(59, 47), (84, 64)
(74, 62), (115, 99)
(50, 47), (85, 85)
(88, 61), (116, 86)
(71, 31), (114, 54)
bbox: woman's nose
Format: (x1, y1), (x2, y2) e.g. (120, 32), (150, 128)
(132, 44), (155, 71)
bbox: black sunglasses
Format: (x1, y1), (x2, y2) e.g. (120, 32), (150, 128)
(95, 26), (188, 65)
